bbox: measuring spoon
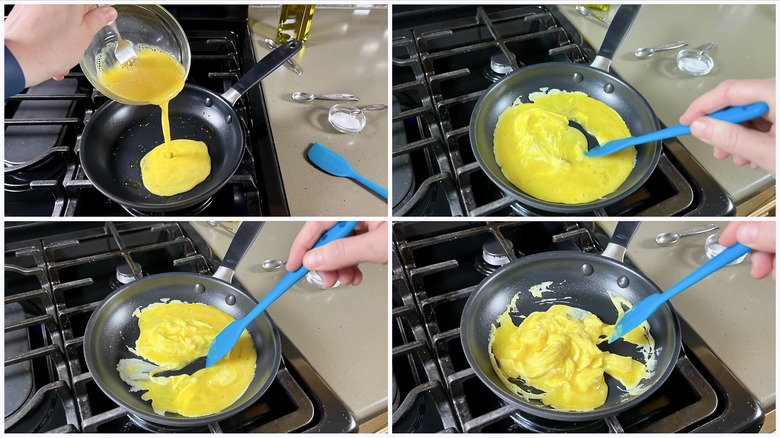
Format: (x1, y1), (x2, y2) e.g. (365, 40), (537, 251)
(634, 41), (688, 59)
(655, 224), (719, 247)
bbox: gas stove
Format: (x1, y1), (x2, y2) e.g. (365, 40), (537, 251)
(391, 5), (735, 217)
(4, 222), (356, 433)
(391, 221), (763, 432)
(4, 5), (288, 216)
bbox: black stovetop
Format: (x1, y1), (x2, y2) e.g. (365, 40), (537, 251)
(391, 5), (735, 217)
(4, 222), (356, 433)
(4, 5), (289, 216)
(391, 221), (763, 433)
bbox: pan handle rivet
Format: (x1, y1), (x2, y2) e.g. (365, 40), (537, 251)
(617, 276), (630, 288)
(205, 98), (213, 107)
(225, 295), (237, 306)
(225, 114), (233, 124)
(581, 263), (594, 276)
(194, 283), (206, 295)
(603, 83), (615, 94)
(572, 72), (584, 83)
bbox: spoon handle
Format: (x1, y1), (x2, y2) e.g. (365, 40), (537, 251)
(677, 223), (718, 238)
(653, 40), (688, 52)
(318, 94), (359, 101)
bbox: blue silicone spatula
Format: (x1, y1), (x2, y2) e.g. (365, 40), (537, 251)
(608, 242), (752, 343)
(205, 221), (359, 367)
(308, 142), (388, 200)
(586, 102), (769, 158)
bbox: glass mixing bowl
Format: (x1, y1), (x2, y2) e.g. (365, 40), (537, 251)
(79, 4), (190, 106)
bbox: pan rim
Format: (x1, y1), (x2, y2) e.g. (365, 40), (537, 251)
(460, 251), (682, 421)
(79, 83), (244, 212)
(83, 272), (282, 427)
(468, 62), (663, 214)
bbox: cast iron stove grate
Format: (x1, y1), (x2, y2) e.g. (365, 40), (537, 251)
(391, 5), (734, 217)
(391, 221), (762, 432)
(4, 6), (288, 217)
(4, 222), (355, 433)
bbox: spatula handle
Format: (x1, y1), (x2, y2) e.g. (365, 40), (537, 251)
(351, 174), (388, 200)
(244, 221), (360, 323)
(661, 242), (751, 301)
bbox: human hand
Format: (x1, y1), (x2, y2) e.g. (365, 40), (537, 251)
(286, 221), (388, 288)
(719, 221), (775, 280)
(679, 78), (776, 175)
(5, 4), (117, 87)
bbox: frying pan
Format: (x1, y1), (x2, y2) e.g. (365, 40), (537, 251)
(460, 222), (682, 422)
(470, 6), (662, 214)
(83, 221), (282, 427)
(78, 40), (302, 212)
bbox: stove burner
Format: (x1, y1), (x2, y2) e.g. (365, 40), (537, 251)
(120, 197), (214, 217)
(509, 411), (606, 433)
(126, 413), (211, 433)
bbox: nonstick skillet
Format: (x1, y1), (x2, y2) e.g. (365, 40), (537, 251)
(83, 221), (282, 427)
(460, 222), (682, 422)
(470, 6), (662, 214)
(79, 40), (302, 212)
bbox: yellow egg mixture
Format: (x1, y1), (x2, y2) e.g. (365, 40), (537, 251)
(117, 301), (256, 417)
(493, 90), (636, 204)
(97, 46), (211, 196)
(489, 289), (655, 412)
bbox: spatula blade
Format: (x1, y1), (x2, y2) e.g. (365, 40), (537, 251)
(307, 142), (355, 178)
(607, 294), (665, 343)
(205, 319), (248, 368)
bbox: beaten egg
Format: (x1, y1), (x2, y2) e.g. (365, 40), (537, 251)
(117, 301), (256, 417)
(97, 45), (211, 197)
(489, 293), (654, 412)
(493, 90), (636, 204)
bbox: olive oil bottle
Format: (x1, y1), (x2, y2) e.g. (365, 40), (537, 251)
(276, 5), (316, 44)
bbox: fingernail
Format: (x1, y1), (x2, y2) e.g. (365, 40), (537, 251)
(690, 120), (712, 140)
(736, 223), (759, 244)
(303, 251), (322, 269)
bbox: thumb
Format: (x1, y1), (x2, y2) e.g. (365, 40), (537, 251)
(302, 233), (381, 272)
(83, 6), (118, 35)
(735, 222), (776, 254)
(690, 117), (775, 168)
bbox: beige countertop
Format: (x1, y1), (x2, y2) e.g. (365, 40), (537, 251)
(190, 221), (389, 429)
(600, 221), (775, 410)
(248, 6), (389, 217)
(558, 4), (776, 206)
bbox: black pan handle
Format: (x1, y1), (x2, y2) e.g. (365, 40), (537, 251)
(602, 221), (639, 263)
(221, 39), (303, 106)
(213, 221), (265, 283)
(591, 5), (641, 72)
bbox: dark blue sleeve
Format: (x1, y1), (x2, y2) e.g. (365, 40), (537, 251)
(5, 45), (26, 99)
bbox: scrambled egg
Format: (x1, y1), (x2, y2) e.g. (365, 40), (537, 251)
(493, 89), (636, 204)
(489, 289), (655, 411)
(97, 46), (211, 196)
(117, 301), (256, 417)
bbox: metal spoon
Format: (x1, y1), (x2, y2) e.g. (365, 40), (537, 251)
(575, 5), (610, 25)
(107, 19), (137, 64)
(655, 224), (719, 247)
(261, 259), (286, 271)
(292, 91), (359, 102)
(634, 41), (688, 59)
